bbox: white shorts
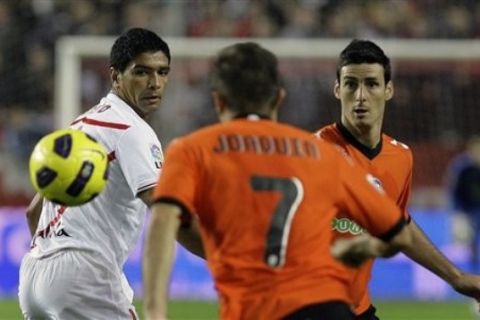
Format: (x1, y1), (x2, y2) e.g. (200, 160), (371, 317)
(18, 250), (138, 320)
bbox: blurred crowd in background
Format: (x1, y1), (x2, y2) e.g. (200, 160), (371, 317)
(1, 0), (480, 206)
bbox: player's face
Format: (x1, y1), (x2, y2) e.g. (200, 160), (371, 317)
(112, 51), (170, 118)
(335, 63), (393, 131)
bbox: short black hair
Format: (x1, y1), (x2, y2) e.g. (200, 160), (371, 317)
(110, 28), (170, 72)
(337, 39), (391, 83)
(210, 42), (280, 113)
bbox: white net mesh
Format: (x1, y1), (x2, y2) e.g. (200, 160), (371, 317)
(60, 38), (480, 206)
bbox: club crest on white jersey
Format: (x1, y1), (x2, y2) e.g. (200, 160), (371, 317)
(150, 144), (163, 169)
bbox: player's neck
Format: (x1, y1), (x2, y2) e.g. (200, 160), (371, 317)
(219, 109), (277, 123)
(340, 121), (382, 149)
(111, 89), (151, 120)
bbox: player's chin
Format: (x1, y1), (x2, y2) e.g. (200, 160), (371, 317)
(353, 116), (374, 126)
(139, 101), (161, 114)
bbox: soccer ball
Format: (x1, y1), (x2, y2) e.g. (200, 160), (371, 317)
(29, 129), (109, 206)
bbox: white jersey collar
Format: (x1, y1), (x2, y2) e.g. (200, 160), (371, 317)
(106, 92), (145, 121)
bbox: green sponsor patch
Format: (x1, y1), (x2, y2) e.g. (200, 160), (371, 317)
(332, 218), (364, 235)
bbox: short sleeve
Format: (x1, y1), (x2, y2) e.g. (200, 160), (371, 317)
(152, 138), (199, 216)
(116, 126), (163, 197)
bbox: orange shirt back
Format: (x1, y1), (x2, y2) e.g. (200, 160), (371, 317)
(315, 123), (413, 315)
(154, 117), (406, 320)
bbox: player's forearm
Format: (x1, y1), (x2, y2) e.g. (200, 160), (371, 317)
(402, 221), (462, 285)
(331, 233), (399, 267)
(143, 205), (181, 320)
(177, 215), (205, 259)
(26, 194), (43, 237)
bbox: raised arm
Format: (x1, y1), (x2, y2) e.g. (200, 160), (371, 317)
(26, 193), (44, 237)
(403, 220), (480, 300)
(332, 223), (413, 267)
(332, 221), (480, 301)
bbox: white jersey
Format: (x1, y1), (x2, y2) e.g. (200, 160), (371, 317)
(30, 92), (163, 274)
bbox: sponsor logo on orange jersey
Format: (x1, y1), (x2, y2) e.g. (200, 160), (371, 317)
(332, 217), (364, 235)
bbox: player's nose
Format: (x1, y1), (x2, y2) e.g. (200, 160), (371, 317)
(148, 73), (162, 89)
(354, 84), (367, 103)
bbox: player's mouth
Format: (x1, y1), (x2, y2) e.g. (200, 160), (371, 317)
(353, 108), (369, 118)
(143, 95), (161, 104)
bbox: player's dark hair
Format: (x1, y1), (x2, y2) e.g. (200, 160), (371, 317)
(110, 28), (170, 72)
(337, 39), (391, 83)
(210, 42), (280, 113)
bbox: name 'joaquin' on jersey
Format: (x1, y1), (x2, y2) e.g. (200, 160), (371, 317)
(212, 133), (320, 159)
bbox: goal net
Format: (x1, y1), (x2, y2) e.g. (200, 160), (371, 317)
(56, 37), (480, 206)
(54, 37), (480, 300)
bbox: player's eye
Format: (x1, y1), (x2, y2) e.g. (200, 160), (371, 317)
(344, 81), (356, 89)
(133, 69), (148, 76)
(158, 68), (170, 77)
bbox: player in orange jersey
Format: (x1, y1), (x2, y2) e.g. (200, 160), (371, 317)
(143, 42), (415, 320)
(316, 39), (480, 320)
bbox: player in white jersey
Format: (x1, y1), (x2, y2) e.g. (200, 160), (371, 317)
(19, 28), (176, 320)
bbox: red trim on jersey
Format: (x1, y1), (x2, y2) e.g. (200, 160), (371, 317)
(107, 151), (116, 162)
(71, 117), (130, 130)
(34, 206), (67, 239)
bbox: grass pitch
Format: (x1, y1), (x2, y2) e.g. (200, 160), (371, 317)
(0, 299), (475, 319)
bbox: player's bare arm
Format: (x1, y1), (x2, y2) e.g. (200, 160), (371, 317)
(177, 215), (205, 258)
(138, 188), (154, 207)
(143, 202), (182, 320)
(332, 222), (413, 267)
(25, 193), (43, 237)
(403, 220), (480, 301)
(139, 188), (205, 258)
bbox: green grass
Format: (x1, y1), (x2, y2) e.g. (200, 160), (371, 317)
(376, 301), (475, 320)
(0, 300), (218, 320)
(0, 299), (476, 319)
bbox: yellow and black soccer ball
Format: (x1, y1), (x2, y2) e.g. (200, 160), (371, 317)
(29, 129), (109, 206)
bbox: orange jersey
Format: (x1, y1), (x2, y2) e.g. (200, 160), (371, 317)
(315, 123), (413, 315)
(154, 116), (407, 320)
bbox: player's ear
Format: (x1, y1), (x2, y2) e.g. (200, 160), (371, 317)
(334, 80), (340, 100)
(385, 80), (394, 101)
(272, 87), (286, 111)
(269, 88), (286, 122)
(110, 67), (120, 89)
(211, 91), (226, 115)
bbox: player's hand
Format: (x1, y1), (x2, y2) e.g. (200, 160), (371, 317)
(331, 234), (376, 267)
(450, 272), (480, 301)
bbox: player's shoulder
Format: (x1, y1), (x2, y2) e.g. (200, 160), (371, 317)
(382, 134), (413, 162)
(187, 119), (314, 138)
(75, 95), (160, 151)
(313, 124), (349, 153)
(166, 123), (224, 153)
(74, 95), (135, 127)
(184, 122), (226, 140)
(176, 120), (322, 152)
(382, 134), (411, 152)
(311, 125), (353, 161)
(313, 123), (337, 141)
